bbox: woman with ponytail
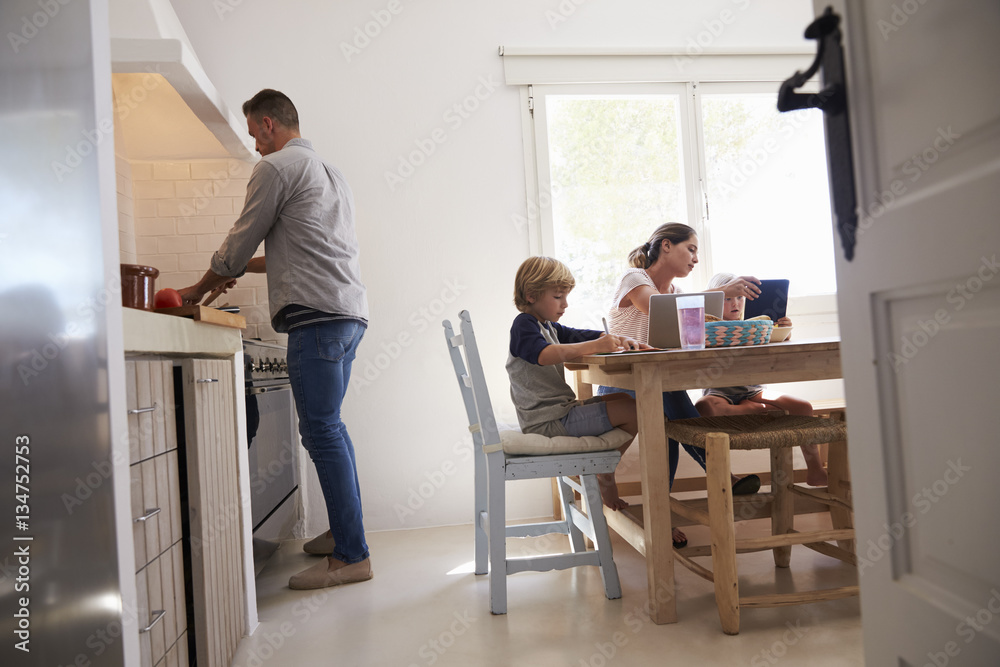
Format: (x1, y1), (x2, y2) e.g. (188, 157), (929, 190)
(598, 223), (763, 548)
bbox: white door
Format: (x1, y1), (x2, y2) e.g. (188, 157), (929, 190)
(822, 0), (1000, 664)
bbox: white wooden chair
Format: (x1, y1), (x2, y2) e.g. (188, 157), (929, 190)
(443, 310), (629, 614)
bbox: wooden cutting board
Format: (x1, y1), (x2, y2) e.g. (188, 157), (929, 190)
(155, 306), (247, 330)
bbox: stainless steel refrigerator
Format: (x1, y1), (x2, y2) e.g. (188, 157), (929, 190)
(1, 0), (130, 664)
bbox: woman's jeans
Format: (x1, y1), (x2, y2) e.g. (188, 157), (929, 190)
(287, 319), (369, 564)
(596, 386), (708, 488)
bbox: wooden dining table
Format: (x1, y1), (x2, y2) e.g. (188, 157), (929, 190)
(566, 337), (843, 625)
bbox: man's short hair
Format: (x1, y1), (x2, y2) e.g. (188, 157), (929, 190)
(513, 256), (576, 313)
(242, 89), (299, 129)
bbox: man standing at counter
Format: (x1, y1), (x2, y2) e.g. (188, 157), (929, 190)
(179, 89), (372, 590)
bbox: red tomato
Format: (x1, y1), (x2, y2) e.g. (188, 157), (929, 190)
(154, 288), (184, 309)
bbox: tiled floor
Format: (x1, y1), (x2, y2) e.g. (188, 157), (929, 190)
(234, 514), (864, 666)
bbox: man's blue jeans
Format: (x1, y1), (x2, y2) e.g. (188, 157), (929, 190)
(287, 319), (369, 564)
(596, 386), (707, 487)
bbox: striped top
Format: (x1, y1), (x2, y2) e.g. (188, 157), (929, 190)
(607, 268), (678, 344)
(276, 304), (368, 331)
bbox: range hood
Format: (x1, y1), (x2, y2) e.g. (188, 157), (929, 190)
(109, 0), (254, 160)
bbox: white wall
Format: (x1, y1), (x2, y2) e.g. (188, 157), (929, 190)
(167, 0), (823, 533)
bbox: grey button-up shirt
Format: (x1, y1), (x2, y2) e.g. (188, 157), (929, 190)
(211, 138), (368, 332)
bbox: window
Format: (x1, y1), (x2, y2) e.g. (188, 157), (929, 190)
(510, 51), (837, 322)
(540, 86), (690, 326)
(698, 87), (836, 296)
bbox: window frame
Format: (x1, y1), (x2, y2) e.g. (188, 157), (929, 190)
(508, 49), (836, 315)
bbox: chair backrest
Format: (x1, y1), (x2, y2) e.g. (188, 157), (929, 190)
(442, 311), (502, 450)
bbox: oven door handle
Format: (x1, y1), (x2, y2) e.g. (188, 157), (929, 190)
(248, 385), (291, 395)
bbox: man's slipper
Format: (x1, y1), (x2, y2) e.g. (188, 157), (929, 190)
(732, 474), (761, 496)
(672, 536), (688, 549)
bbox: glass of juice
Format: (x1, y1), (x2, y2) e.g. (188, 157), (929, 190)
(676, 294), (705, 350)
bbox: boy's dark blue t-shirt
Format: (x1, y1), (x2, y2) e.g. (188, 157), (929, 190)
(508, 312), (602, 365)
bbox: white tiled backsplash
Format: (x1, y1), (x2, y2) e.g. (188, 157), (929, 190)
(120, 157), (284, 343)
(116, 155), (137, 264)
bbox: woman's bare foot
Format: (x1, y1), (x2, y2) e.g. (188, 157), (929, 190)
(597, 472), (629, 511)
(672, 527), (687, 547)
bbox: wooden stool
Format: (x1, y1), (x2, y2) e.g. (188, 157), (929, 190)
(662, 413), (859, 634)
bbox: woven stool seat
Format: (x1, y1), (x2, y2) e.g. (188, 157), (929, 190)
(662, 414), (847, 450)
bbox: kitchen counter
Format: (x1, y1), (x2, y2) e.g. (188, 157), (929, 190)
(122, 307), (243, 357)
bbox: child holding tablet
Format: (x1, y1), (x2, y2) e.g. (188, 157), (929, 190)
(695, 272), (828, 486)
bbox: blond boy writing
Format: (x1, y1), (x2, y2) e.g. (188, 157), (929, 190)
(505, 257), (652, 509)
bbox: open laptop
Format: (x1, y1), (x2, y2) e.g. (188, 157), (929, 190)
(742, 279), (790, 321)
(648, 291), (725, 349)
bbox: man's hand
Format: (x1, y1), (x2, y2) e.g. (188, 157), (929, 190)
(178, 278), (237, 306)
(177, 286), (206, 306)
(203, 280), (237, 305)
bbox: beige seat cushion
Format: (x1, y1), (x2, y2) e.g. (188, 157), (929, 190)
(499, 427), (633, 456)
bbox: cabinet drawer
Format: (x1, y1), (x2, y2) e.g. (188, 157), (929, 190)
(126, 359), (177, 464)
(136, 541), (187, 667)
(157, 629), (189, 667)
(135, 566), (152, 667)
(131, 451), (182, 569)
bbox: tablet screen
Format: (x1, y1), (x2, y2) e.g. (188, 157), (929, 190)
(743, 279), (789, 321)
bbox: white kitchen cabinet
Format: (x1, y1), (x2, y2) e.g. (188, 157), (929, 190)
(181, 358), (246, 667)
(120, 307), (255, 667)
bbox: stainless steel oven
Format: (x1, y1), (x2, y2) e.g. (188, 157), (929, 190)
(243, 339), (299, 572)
